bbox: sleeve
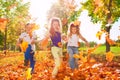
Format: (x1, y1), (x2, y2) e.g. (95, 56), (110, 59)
(19, 32), (25, 39)
(18, 33), (25, 43)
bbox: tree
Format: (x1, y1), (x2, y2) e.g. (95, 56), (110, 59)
(81, 0), (120, 52)
(0, 0), (30, 54)
(47, 0), (81, 34)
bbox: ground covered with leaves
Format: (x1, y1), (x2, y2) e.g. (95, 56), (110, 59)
(0, 51), (120, 80)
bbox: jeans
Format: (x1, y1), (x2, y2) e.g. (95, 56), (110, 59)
(67, 46), (79, 69)
(24, 44), (35, 73)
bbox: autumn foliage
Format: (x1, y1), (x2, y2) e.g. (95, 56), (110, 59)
(0, 18), (8, 32)
(0, 45), (120, 80)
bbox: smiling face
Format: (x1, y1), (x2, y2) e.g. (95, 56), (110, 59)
(71, 27), (77, 34)
(52, 20), (60, 32)
(25, 23), (32, 34)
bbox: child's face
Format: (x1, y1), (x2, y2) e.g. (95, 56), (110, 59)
(71, 27), (77, 34)
(25, 24), (32, 33)
(52, 21), (60, 31)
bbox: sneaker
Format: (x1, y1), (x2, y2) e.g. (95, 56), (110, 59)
(24, 60), (29, 66)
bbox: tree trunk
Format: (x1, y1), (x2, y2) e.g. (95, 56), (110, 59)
(4, 26), (7, 55)
(106, 0), (112, 52)
(106, 27), (110, 52)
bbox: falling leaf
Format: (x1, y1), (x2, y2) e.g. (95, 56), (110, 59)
(106, 51), (114, 62)
(73, 54), (80, 59)
(81, 56), (87, 63)
(62, 18), (68, 26)
(87, 44), (100, 54)
(106, 35), (116, 45)
(41, 37), (49, 49)
(31, 23), (40, 31)
(74, 20), (81, 26)
(26, 68), (32, 80)
(96, 31), (103, 40)
(73, 51), (87, 63)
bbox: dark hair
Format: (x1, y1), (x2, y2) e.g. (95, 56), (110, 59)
(25, 23), (30, 27)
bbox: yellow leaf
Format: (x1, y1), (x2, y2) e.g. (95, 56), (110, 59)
(20, 41), (28, 52)
(81, 56), (87, 63)
(58, 42), (62, 48)
(96, 31), (103, 40)
(64, 76), (70, 80)
(106, 51), (114, 62)
(26, 68), (32, 80)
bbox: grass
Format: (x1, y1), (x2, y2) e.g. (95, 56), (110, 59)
(94, 46), (120, 55)
(79, 46), (120, 56)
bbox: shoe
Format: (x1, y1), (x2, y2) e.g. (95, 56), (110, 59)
(24, 60), (29, 66)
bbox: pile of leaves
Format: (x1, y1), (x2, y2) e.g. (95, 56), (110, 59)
(0, 51), (120, 80)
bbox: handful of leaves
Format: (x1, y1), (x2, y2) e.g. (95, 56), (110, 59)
(19, 40), (28, 52)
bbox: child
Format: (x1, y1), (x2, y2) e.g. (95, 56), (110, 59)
(67, 21), (89, 69)
(48, 17), (63, 78)
(17, 23), (37, 74)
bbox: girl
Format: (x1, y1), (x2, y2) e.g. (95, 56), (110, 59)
(67, 21), (89, 69)
(49, 17), (63, 78)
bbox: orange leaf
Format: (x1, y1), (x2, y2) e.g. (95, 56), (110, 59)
(106, 51), (114, 62)
(41, 37), (49, 48)
(0, 21), (7, 31)
(20, 41), (28, 52)
(74, 20), (81, 26)
(62, 18), (68, 26)
(0, 18), (8, 22)
(64, 76), (70, 80)
(94, 0), (104, 7)
(106, 36), (116, 45)
(58, 42), (62, 48)
(88, 44), (100, 54)
(73, 54), (80, 59)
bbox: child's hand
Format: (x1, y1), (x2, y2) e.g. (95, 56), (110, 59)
(58, 42), (62, 48)
(62, 35), (68, 42)
(31, 40), (35, 44)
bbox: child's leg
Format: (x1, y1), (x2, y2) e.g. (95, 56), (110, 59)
(67, 46), (75, 69)
(29, 51), (35, 73)
(51, 47), (61, 77)
(73, 47), (79, 68)
(24, 44), (31, 66)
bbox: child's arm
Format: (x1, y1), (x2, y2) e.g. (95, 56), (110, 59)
(61, 34), (68, 43)
(79, 33), (89, 47)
